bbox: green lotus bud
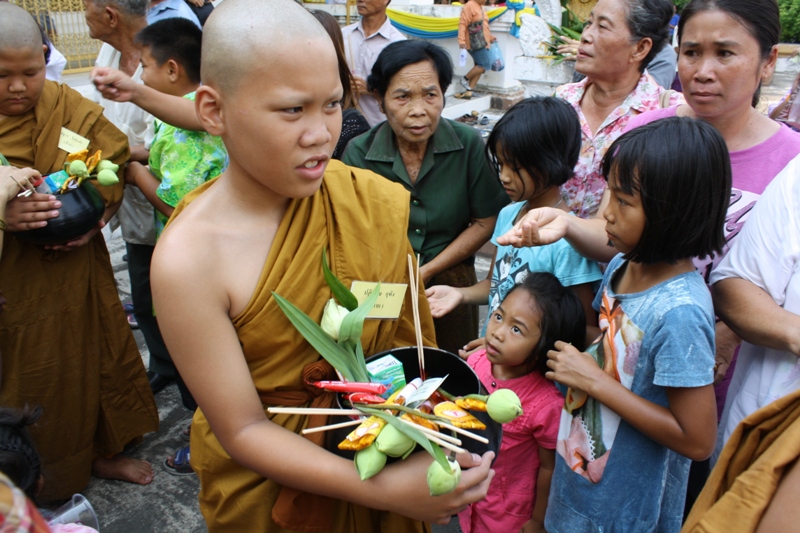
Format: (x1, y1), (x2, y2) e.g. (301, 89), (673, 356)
(426, 458), (461, 496)
(354, 444), (387, 481)
(320, 298), (349, 341)
(486, 388), (524, 424)
(96, 168), (120, 186)
(375, 424), (415, 458)
(96, 160), (120, 173)
(68, 160), (89, 178)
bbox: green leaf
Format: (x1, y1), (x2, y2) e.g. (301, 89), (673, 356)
(338, 282), (381, 347)
(322, 248), (359, 311)
(272, 292), (363, 381)
(359, 407), (452, 473)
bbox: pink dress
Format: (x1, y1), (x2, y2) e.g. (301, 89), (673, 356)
(458, 350), (563, 533)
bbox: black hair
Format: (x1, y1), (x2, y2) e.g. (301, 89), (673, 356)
(622, 0), (674, 72)
(135, 18), (202, 85)
(601, 116), (731, 265)
(310, 10), (357, 110)
(677, 0), (780, 107)
(486, 96), (581, 198)
(367, 40), (453, 102)
(504, 272), (587, 376)
(0, 405), (42, 503)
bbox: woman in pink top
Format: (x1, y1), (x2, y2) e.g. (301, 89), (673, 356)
(458, 273), (586, 533)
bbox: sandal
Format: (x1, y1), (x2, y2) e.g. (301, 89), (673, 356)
(123, 303), (139, 329)
(454, 91), (473, 100)
(181, 422), (191, 442)
(163, 445), (194, 476)
(455, 113), (477, 124)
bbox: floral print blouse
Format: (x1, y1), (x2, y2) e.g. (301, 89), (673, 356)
(556, 73), (683, 219)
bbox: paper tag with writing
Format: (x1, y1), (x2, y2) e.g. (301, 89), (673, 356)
(58, 128), (90, 154)
(350, 281), (408, 319)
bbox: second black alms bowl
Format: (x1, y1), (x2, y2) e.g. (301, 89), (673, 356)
(15, 181), (105, 246)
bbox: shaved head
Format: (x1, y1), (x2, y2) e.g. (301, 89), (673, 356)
(0, 3), (44, 52)
(201, 0), (331, 95)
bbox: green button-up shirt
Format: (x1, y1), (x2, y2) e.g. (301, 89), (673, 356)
(343, 118), (508, 265)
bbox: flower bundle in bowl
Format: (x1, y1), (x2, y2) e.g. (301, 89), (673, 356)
(15, 149), (121, 246)
(270, 249), (523, 495)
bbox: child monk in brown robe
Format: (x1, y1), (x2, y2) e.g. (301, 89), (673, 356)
(144, 0), (495, 530)
(0, 2), (158, 501)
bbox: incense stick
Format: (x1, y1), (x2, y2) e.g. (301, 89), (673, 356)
(407, 255), (425, 380)
(397, 417), (462, 446)
(424, 433), (467, 454)
(301, 419), (363, 435)
(268, 407), (362, 416)
(436, 421), (490, 444)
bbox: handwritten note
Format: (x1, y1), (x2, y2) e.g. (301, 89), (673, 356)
(350, 281), (408, 319)
(58, 128), (90, 154)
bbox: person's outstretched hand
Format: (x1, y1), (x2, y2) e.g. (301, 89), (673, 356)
(496, 207), (569, 248)
(91, 67), (138, 102)
(458, 337), (484, 360)
(425, 285), (463, 318)
(4, 192), (60, 232)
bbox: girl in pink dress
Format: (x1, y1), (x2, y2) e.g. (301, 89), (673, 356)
(459, 272), (586, 533)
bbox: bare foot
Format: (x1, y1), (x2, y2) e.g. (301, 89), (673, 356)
(92, 455), (154, 485)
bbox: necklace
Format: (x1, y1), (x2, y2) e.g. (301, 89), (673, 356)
(551, 197), (564, 209)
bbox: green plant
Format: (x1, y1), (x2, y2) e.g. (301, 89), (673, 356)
(779, 0), (800, 43)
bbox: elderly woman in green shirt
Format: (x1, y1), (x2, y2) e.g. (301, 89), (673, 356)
(343, 40), (508, 354)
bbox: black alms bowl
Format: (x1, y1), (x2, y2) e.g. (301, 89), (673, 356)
(327, 346), (502, 460)
(15, 182), (105, 246)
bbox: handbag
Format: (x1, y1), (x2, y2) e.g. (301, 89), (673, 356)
(468, 21), (487, 51)
(489, 41), (504, 71)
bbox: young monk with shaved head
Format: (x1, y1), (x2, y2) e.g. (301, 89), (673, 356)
(0, 2), (158, 500)
(148, 0), (494, 530)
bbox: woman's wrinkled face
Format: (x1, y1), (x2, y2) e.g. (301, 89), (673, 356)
(380, 60), (444, 148)
(576, 0), (640, 80)
(678, 10), (775, 121)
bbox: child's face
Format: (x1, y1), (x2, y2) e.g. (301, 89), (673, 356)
(496, 148), (537, 203)
(208, 36), (343, 199)
(0, 45), (46, 119)
(603, 171), (645, 255)
(139, 47), (174, 96)
(484, 289), (542, 379)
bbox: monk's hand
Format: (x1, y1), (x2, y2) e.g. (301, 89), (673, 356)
(458, 337), (484, 360)
(546, 341), (603, 391)
(4, 193), (61, 231)
(187, 0), (205, 6)
(91, 67), (138, 102)
(379, 451), (494, 525)
(44, 219), (105, 252)
(496, 206), (568, 248)
(425, 285), (463, 318)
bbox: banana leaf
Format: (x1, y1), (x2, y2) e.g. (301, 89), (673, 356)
(322, 247), (360, 311)
(338, 282), (381, 347)
(272, 292), (369, 382)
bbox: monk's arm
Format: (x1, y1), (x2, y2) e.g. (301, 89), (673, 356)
(126, 162), (173, 218)
(151, 233), (494, 525)
(419, 215), (495, 285)
(91, 67), (204, 132)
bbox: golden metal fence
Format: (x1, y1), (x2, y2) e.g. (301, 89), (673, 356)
(11, 0), (101, 73)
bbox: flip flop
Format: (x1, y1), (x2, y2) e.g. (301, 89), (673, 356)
(123, 303), (139, 329)
(454, 91), (473, 100)
(181, 422), (191, 442)
(455, 113), (478, 124)
(163, 445), (194, 476)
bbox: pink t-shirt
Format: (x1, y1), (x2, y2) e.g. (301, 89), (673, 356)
(458, 350), (563, 533)
(626, 107), (800, 283)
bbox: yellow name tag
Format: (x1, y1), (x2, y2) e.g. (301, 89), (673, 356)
(58, 128), (90, 154)
(350, 281), (408, 319)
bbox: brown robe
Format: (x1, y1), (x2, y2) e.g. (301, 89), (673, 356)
(0, 81), (158, 501)
(682, 387), (800, 532)
(173, 160), (435, 532)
